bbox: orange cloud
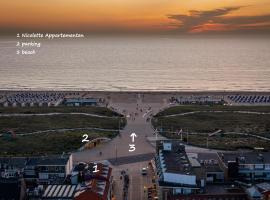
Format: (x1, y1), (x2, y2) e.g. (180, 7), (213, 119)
(168, 6), (270, 33)
(190, 23), (230, 33)
(1, 0), (270, 34)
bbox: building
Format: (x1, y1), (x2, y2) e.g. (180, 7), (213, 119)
(24, 154), (73, 185)
(41, 162), (113, 200)
(245, 182), (270, 200)
(0, 157), (26, 178)
(187, 153), (224, 183)
(170, 185), (247, 200)
(63, 98), (98, 106)
(217, 152), (270, 182)
(246, 186), (263, 200)
(72, 162), (113, 200)
(252, 182), (270, 200)
(169, 95), (226, 105)
(154, 141), (205, 199)
(154, 140), (248, 200)
(0, 177), (26, 200)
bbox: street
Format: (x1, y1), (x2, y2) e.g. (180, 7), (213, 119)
(73, 94), (219, 199)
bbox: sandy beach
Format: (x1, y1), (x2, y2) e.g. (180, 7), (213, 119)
(1, 90), (270, 109)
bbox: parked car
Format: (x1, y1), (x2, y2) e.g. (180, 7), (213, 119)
(141, 167), (147, 175)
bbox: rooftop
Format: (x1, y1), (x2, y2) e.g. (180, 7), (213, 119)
(197, 153), (223, 173)
(156, 141), (193, 174)
(171, 185), (247, 199)
(205, 185), (245, 194)
(218, 151), (270, 165)
(155, 140), (198, 187)
(26, 155), (71, 166)
(64, 98), (97, 104)
(42, 162), (112, 200)
(72, 162), (112, 200)
(0, 157), (26, 169)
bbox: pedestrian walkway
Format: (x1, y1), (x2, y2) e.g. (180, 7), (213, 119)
(73, 95), (162, 163)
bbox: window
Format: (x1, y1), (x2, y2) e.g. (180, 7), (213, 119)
(265, 164), (270, 170)
(254, 164), (264, 169)
(39, 173), (48, 179)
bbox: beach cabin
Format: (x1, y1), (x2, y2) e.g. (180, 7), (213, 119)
(63, 98), (98, 106)
(3, 102), (9, 107)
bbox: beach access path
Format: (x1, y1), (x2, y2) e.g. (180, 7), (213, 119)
(72, 94), (220, 164)
(71, 94), (229, 200)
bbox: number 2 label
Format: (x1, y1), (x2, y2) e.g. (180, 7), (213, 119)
(82, 134), (89, 143)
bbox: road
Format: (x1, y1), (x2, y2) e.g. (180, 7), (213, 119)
(112, 161), (153, 200)
(72, 94), (165, 200)
(72, 94), (221, 199)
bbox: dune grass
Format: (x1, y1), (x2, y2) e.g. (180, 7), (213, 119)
(153, 105), (270, 150)
(0, 130), (118, 156)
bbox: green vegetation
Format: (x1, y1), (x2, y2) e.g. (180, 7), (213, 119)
(179, 133), (270, 151)
(0, 130), (118, 156)
(0, 106), (121, 117)
(0, 115), (125, 134)
(152, 105), (270, 150)
(0, 106), (126, 156)
(155, 105), (270, 117)
(153, 112), (270, 137)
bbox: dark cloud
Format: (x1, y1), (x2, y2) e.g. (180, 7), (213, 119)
(167, 6), (270, 33)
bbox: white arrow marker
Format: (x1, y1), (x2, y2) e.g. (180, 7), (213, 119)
(130, 132), (137, 142)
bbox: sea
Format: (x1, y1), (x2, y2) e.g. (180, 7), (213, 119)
(0, 35), (270, 91)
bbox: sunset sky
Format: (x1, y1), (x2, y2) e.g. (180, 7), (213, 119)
(1, 0), (270, 34)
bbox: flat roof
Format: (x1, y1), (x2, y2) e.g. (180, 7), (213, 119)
(218, 151), (270, 165)
(205, 185), (245, 194)
(27, 155), (71, 166)
(0, 157), (26, 169)
(65, 98), (97, 103)
(155, 140), (197, 186)
(157, 141), (194, 175)
(197, 153), (223, 172)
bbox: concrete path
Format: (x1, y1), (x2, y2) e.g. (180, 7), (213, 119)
(72, 94), (224, 163)
(71, 95), (227, 200)
(73, 95), (163, 163)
